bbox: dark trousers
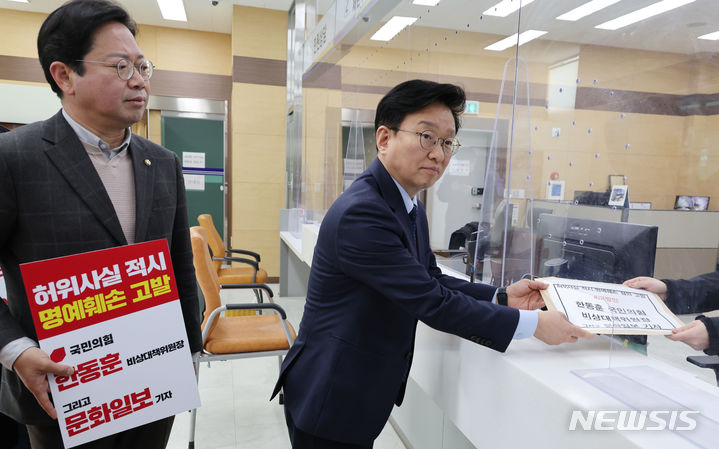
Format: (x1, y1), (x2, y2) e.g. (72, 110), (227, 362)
(284, 405), (373, 449)
(1, 412), (30, 449)
(26, 416), (174, 449)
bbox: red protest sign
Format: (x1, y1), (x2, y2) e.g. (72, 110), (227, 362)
(20, 240), (178, 340)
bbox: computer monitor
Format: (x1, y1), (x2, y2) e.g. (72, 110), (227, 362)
(536, 214), (658, 348)
(674, 195), (710, 211)
(536, 214), (658, 284)
(524, 206), (553, 228)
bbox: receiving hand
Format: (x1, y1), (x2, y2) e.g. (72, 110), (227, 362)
(13, 347), (74, 419)
(666, 320), (709, 351)
(534, 310), (595, 345)
(623, 276), (668, 300)
(506, 279), (548, 310)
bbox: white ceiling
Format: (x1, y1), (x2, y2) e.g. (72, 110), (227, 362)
(1, 0), (717, 54)
(0, 0), (296, 34)
(380, 0), (719, 55)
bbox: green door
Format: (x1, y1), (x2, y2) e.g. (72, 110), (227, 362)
(161, 115), (225, 239)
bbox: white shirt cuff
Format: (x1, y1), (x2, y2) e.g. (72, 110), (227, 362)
(0, 337), (38, 370)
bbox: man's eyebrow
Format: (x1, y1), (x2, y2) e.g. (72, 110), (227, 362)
(416, 120), (455, 136)
(105, 52), (145, 60)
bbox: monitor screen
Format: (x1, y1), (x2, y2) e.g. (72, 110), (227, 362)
(536, 214), (658, 284)
(674, 195), (709, 211)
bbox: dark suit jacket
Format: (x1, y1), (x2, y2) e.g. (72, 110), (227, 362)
(0, 111), (202, 424)
(664, 270), (719, 355)
(272, 158), (519, 445)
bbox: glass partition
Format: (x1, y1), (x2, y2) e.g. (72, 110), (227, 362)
(287, 0), (719, 382)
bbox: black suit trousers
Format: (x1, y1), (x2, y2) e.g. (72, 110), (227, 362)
(284, 405), (373, 449)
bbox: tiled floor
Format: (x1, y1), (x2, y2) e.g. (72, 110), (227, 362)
(166, 286), (407, 449)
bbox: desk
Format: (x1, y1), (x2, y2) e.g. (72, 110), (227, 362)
(390, 262), (719, 449)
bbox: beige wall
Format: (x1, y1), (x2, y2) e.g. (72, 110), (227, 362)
(304, 25), (718, 213)
(0, 9), (43, 59)
(230, 6), (287, 277)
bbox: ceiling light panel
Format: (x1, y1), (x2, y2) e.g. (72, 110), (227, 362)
(595, 0), (695, 30)
(484, 30), (547, 51)
(556, 0), (623, 21)
(370, 16), (418, 41)
(157, 0), (187, 22)
(698, 30), (719, 40)
(412, 0), (441, 5)
(484, 0), (537, 18)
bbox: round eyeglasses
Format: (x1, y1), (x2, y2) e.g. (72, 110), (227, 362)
(393, 128), (461, 157)
(75, 58), (154, 81)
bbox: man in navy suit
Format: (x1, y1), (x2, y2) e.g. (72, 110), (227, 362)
(0, 1), (201, 447)
(273, 79), (593, 448)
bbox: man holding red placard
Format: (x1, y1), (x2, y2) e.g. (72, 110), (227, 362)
(0, 1), (202, 447)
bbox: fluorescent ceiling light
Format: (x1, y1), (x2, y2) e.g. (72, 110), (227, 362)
(484, 29), (547, 51)
(8, 0), (30, 3)
(413, 0), (441, 5)
(483, 0), (537, 18)
(370, 16), (417, 41)
(556, 0), (622, 21)
(698, 30), (719, 40)
(595, 0), (695, 30)
(157, 0), (187, 22)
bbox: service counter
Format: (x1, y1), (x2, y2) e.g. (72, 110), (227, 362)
(389, 261), (719, 449)
(393, 310), (719, 449)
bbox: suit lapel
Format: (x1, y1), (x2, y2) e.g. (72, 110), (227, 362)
(370, 159), (420, 258)
(43, 112), (127, 245)
(131, 140), (154, 243)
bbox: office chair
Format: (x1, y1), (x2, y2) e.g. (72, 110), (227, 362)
(188, 226), (296, 449)
(197, 213), (268, 303)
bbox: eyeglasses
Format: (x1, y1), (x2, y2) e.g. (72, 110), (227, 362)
(393, 128), (461, 157)
(75, 58), (154, 81)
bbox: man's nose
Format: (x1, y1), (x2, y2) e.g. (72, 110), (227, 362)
(427, 142), (446, 161)
(128, 67), (146, 88)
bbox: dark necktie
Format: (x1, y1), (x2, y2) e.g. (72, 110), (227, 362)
(408, 204), (417, 243)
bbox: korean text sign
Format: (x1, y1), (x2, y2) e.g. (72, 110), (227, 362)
(20, 240), (200, 448)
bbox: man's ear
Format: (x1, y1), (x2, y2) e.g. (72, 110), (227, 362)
(49, 61), (76, 96)
(376, 125), (391, 155)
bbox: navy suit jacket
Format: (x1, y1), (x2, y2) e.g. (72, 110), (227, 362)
(664, 270), (719, 355)
(272, 158), (519, 445)
(0, 111), (203, 424)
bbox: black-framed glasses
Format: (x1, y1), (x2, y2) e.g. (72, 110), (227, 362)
(75, 58), (154, 81)
(393, 128), (461, 157)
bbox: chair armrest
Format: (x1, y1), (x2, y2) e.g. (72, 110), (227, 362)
(212, 256), (259, 270)
(227, 248), (261, 262)
(201, 293), (294, 347)
(687, 355), (719, 385)
(687, 355), (719, 369)
(225, 303), (287, 320)
(219, 283), (273, 299)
